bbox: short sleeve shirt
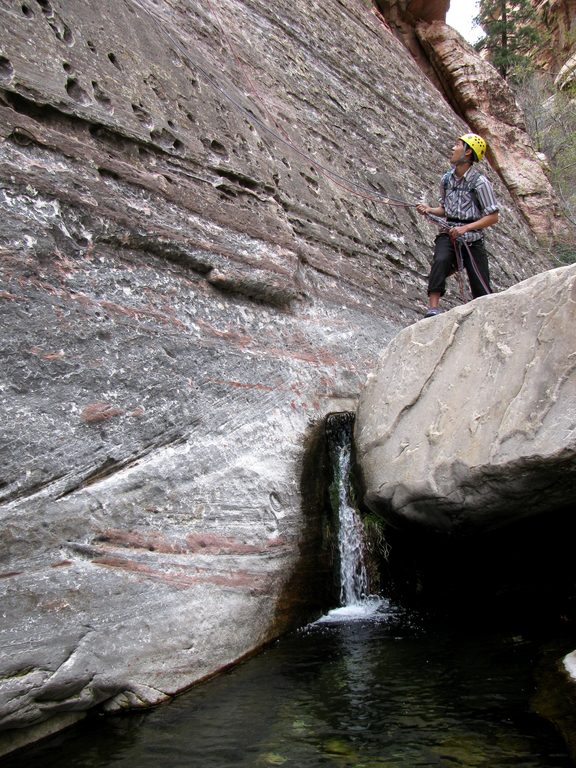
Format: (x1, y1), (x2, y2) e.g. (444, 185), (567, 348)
(439, 167), (499, 242)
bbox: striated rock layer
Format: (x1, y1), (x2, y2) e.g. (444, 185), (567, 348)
(0, 0), (552, 752)
(355, 263), (576, 534)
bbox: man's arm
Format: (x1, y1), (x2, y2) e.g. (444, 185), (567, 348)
(417, 204), (445, 217)
(449, 211), (499, 239)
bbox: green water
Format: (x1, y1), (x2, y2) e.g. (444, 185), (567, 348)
(5, 599), (573, 767)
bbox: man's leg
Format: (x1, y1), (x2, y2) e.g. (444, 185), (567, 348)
(426, 234), (456, 313)
(464, 239), (491, 298)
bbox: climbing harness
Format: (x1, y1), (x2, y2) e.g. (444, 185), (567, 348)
(425, 213), (492, 301)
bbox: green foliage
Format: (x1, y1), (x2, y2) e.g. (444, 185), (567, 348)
(474, 0), (545, 81)
(362, 512), (391, 561)
(553, 243), (576, 265)
(543, 91), (576, 238)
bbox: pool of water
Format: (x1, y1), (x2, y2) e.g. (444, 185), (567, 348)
(5, 599), (573, 767)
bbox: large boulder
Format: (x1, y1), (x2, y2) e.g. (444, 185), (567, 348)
(355, 264), (576, 534)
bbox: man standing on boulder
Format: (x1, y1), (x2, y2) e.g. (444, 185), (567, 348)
(417, 134), (499, 318)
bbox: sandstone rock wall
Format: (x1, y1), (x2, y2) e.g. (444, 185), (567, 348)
(534, 0), (576, 78)
(374, 0), (450, 90)
(0, 0), (551, 751)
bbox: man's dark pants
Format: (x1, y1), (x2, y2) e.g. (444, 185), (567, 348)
(428, 233), (491, 298)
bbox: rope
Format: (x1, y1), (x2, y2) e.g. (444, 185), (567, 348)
(463, 238), (492, 295)
(453, 239), (467, 302)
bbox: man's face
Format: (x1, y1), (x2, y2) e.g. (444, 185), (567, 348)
(451, 140), (468, 164)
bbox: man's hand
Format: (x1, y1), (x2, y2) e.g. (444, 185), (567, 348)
(417, 204), (445, 218)
(449, 225), (467, 239)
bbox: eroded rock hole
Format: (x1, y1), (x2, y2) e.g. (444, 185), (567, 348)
(36, 0), (53, 17)
(217, 186), (237, 199)
(131, 103), (152, 127)
(217, 167), (260, 191)
(89, 124), (129, 150)
(66, 77), (91, 105)
(54, 21), (73, 45)
(8, 128), (34, 147)
(92, 81), (113, 112)
(107, 52), (121, 70)
(0, 57), (14, 81)
(150, 127), (183, 153)
(205, 138), (228, 157)
(300, 171), (319, 191)
(21, 4), (34, 17)
(37, 0), (73, 45)
(3, 90), (60, 121)
(97, 167), (120, 181)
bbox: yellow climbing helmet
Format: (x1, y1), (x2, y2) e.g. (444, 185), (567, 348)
(459, 133), (487, 162)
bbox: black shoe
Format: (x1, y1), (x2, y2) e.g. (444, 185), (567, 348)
(424, 307), (443, 318)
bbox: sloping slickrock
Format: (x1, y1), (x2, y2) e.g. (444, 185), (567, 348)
(0, 0), (553, 751)
(416, 21), (568, 243)
(355, 264), (576, 535)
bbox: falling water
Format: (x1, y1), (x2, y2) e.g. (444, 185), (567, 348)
(326, 412), (369, 606)
(336, 442), (369, 605)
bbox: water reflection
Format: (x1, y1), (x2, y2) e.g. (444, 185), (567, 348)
(4, 602), (572, 767)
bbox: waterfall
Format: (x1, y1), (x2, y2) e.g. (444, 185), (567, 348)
(336, 443), (369, 605)
(326, 412), (369, 606)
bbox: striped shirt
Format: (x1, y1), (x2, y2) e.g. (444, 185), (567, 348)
(439, 166), (499, 242)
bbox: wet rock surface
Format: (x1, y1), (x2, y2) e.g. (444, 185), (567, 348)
(0, 0), (556, 750)
(355, 263), (576, 534)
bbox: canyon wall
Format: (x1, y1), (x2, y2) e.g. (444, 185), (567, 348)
(0, 0), (553, 753)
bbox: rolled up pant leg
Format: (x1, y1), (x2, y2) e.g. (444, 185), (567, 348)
(427, 234), (455, 297)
